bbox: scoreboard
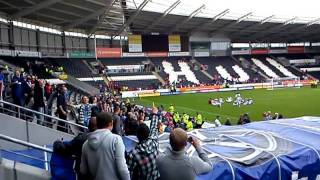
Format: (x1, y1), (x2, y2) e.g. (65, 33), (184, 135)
(128, 34), (189, 52)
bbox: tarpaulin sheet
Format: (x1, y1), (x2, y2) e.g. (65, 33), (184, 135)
(49, 116), (320, 180)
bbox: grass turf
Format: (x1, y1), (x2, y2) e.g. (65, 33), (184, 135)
(135, 87), (320, 125)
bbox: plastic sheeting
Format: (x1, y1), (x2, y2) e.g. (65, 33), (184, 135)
(47, 116), (320, 179)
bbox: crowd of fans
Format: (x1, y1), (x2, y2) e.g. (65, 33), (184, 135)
(54, 106), (212, 180)
(0, 62), (290, 180)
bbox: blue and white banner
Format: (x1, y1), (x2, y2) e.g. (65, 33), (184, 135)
(50, 116), (320, 179)
(124, 116), (320, 180)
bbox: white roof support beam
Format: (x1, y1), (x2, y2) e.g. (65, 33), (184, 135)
(307, 18), (320, 27)
(132, 0), (138, 9)
(12, 0), (63, 18)
(264, 18), (320, 40)
(87, 0), (118, 36)
(113, 0), (151, 36)
(210, 12), (252, 36)
(143, 0), (181, 33)
(168, 4), (205, 34)
(188, 9), (229, 35)
(265, 24), (320, 42)
(227, 15), (275, 36)
(283, 17), (297, 25)
(260, 15), (275, 24)
(247, 16), (298, 40)
(237, 12), (252, 23)
(253, 16), (320, 42)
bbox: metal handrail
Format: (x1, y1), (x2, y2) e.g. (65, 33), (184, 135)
(2, 149), (50, 163)
(0, 134), (53, 153)
(0, 100), (88, 130)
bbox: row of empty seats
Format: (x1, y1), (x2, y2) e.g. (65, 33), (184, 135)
(266, 57), (297, 77)
(232, 65), (250, 82)
(252, 58), (279, 78)
(52, 59), (93, 78)
(108, 74), (158, 81)
(215, 65), (232, 81)
(178, 62), (199, 84)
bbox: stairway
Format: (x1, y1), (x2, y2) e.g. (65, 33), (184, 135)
(82, 59), (98, 75)
(53, 73), (100, 95)
(152, 71), (166, 84)
(192, 59), (214, 81)
(102, 75), (110, 84)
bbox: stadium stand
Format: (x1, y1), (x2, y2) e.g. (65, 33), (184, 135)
(51, 59), (94, 78)
(252, 58), (280, 78)
(216, 65), (232, 81)
(232, 64), (250, 82)
(266, 57), (297, 77)
(196, 56), (263, 83)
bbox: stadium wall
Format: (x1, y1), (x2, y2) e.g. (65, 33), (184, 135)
(121, 80), (315, 98)
(0, 113), (74, 150)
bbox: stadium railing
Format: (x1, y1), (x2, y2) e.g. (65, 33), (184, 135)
(0, 100), (88, 140)
(0, 133), (52, 180)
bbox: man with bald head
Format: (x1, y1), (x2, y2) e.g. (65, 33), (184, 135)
(156, 128), (212, 180)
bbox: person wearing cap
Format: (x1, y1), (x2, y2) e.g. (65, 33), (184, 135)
(156, 128), (212, 180)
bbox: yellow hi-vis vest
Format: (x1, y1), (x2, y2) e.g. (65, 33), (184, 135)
(173, 113), (180, 123)
(196, 114), (203, 125)
(183, 114), (189, 124)
(186, 121), (193, 131)
(168, 105), (174, 114)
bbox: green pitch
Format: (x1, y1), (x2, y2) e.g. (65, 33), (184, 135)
(135, 87), (320, 125)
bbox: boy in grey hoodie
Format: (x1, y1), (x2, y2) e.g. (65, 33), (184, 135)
(80, 112), (130, 180)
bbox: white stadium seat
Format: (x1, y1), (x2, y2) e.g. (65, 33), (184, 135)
(216, 65), (232, 81)
(232, 65), (250, 82)
(162, 61), (199, 84)
(252, 58), (279, 78)
(266, 57), (297, 77)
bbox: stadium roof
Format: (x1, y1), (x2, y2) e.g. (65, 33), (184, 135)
(0, 0), (320, 42)
(0, 0), (124, 35)
(123, 0), (320, 42)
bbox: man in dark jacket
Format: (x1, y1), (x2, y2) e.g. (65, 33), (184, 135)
(11, 70), (24, 106)
(33, 80), (45, 125)
(112, 106), (123, 135)
(53, 117), (97, 180)
(57, 86), (68, 132)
